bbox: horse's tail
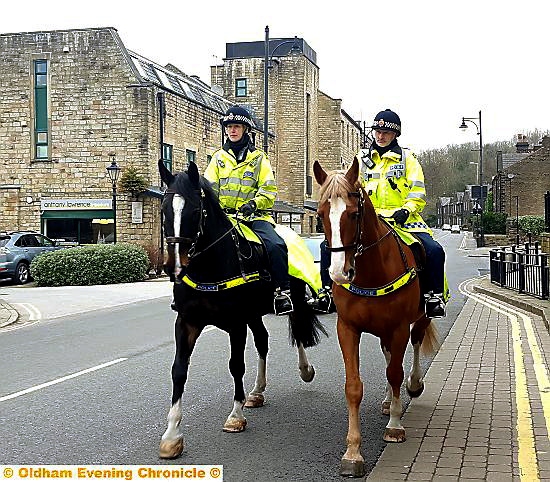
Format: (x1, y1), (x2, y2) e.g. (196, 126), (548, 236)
(287, 278), (328, 348)
(420, 320), (440, 356)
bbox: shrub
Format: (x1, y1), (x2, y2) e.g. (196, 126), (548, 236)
(482, 212), (507, 234)
(519, 215), (546, 236)
(30, 243), (149, 287)
(119, 166), (149, 195)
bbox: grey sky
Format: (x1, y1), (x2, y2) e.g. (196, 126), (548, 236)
(3, 0), (549, 150)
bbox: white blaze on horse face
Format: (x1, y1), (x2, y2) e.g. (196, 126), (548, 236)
(172, 194), (185, 275)
(328, 197), (349, 285)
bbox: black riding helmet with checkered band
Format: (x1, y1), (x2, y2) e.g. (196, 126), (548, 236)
(371, 109), (401, 137)
(221, 105), (254, 131)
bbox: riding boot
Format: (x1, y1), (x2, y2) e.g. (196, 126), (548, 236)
(274, 288), (293, 315)
(425, 292), (446, 318)
(312, 287), (333, 313)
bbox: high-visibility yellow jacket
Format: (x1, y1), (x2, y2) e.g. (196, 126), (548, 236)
(204, 145), (277, 224)
(358, 146), (432, 235)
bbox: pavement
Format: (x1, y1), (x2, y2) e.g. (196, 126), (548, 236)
(1, 233), (549, 481)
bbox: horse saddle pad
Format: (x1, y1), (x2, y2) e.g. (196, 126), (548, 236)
(228, 218), (322, 295)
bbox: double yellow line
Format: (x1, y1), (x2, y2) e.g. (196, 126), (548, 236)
(462, 279), (550, 481)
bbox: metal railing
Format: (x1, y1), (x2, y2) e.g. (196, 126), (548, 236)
(490, 242), (550, 299)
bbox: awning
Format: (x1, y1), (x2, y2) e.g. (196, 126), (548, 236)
(41, 210), (113, 219)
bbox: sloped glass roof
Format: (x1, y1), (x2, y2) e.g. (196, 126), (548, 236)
(128, 50), (232, 117)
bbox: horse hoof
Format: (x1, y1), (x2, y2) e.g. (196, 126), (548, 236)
(340, 458), (365, 478)
(159, 437), (184, 459)
(300, 365), (315, 383)
(381, 401), (391, 415)
(407, 382), (424, 398)
(244, 394), (265, 408)
(223, 417), (247, 433)
(384, 427), (406, 443)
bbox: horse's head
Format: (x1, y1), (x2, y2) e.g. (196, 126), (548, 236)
(159, 160), (205, 282)
(313, 157), (363, 285)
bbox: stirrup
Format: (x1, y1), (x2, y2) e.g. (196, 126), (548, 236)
(312, 287), (333, 314)
(424, 292), (446, 318)
(274, 289), (293, 315)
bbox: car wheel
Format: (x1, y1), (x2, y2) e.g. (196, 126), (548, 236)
(15, 262), (30, 284)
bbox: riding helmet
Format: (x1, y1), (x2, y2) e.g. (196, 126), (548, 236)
(371, 109), (401, 136)
(221, 105), (255, 130)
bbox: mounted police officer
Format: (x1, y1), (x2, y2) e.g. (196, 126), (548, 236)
(204, 105), (293, 315)
(358, 109), (447, 318)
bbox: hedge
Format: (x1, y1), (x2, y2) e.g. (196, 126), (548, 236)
(30, 243), (149, 287)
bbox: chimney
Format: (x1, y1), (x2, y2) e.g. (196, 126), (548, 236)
(515, 133), (530, 153)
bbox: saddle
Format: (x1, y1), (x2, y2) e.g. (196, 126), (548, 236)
(227, 217), (322, 295)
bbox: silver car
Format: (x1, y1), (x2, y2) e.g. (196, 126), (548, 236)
(0, 231), (64, 284)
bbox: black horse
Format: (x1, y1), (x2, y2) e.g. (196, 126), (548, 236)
(158, 160), (327, 459)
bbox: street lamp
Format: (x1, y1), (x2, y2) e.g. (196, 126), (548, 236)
(106, 154), (121, 244)
(263, 26), (301, 153)
(460, 110), (484, 246)
(514, 195), (520, 245)
(469, 161), (480, 185)
(507, 173), (515, 216)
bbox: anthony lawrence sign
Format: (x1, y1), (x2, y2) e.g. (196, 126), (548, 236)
(40, 199), (112, 210)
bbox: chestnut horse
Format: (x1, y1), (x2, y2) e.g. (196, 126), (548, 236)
(313, 158), (438, 477)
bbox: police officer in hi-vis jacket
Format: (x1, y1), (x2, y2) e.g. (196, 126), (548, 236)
(204, 105), (293, 315)
(358, 109), (447, 318)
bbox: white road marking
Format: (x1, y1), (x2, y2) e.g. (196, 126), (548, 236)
(0, 358), (128, 402)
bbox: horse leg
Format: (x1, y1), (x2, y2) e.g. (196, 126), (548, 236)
(160, 316), (202, 459)
(337, 318), (365, 478)
(245, 317), (268, 408)
(298, 342), (315, 382)
(380, 346), (392, 415)
(383, 326), (409, 443)
(406, 317), (431, 397)
(223, 323), (248, 433)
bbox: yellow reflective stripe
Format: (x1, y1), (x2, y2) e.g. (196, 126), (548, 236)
(341, 268), (416, 297)
(182, 272), (261, 291)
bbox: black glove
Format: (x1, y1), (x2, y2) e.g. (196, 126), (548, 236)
(238, 200), (257, 217)
(391, 208), (409, 226)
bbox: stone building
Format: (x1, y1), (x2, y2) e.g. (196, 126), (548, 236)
(0, 27), (362, 248)
(211, 36), (362, 233)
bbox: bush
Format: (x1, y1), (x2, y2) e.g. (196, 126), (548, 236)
(519, 215), (546, 236)
(482, 212), (507, 234)
(30, 243), (149, 287)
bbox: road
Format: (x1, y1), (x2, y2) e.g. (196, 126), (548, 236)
(0, 230), (487, 481)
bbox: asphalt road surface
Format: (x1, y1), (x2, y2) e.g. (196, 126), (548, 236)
(0, 230), (486, 481)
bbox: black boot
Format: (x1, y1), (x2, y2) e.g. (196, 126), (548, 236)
(312, 287), (333, 313)
(425, 292), (446, 318)
(274, 288), (293, 315)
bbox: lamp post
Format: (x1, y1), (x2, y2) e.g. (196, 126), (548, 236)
(106, 154), (121, 244)
(507, 173), (515, 216)
(514, 195), (520, 245)
(263, 26), (301, 153)
(460, 110), (484, 246)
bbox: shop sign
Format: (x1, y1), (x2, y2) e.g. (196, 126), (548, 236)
(41, 199), (112, 210)
(132, 202), (143, 223)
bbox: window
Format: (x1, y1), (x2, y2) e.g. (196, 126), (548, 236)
(186, 149), (196, 166)
(34, 59), (49, 159)
(235, 78), (247, 97)
(162, 143), (173, 172)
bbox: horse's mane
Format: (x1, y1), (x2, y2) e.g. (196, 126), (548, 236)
(171, 171), (223, 215)
(319, 170), (361, 206)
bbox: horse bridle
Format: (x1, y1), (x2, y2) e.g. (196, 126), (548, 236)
(163, 188), (237, 260)
(164, 188), (206, 259)
(326, 189), (391, 257)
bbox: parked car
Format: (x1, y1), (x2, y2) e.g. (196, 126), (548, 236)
(441, 224), (451, 231)
(302, 234), (335, 313)
(0, 231), (64, 284)
(451, 224), (461, 233)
